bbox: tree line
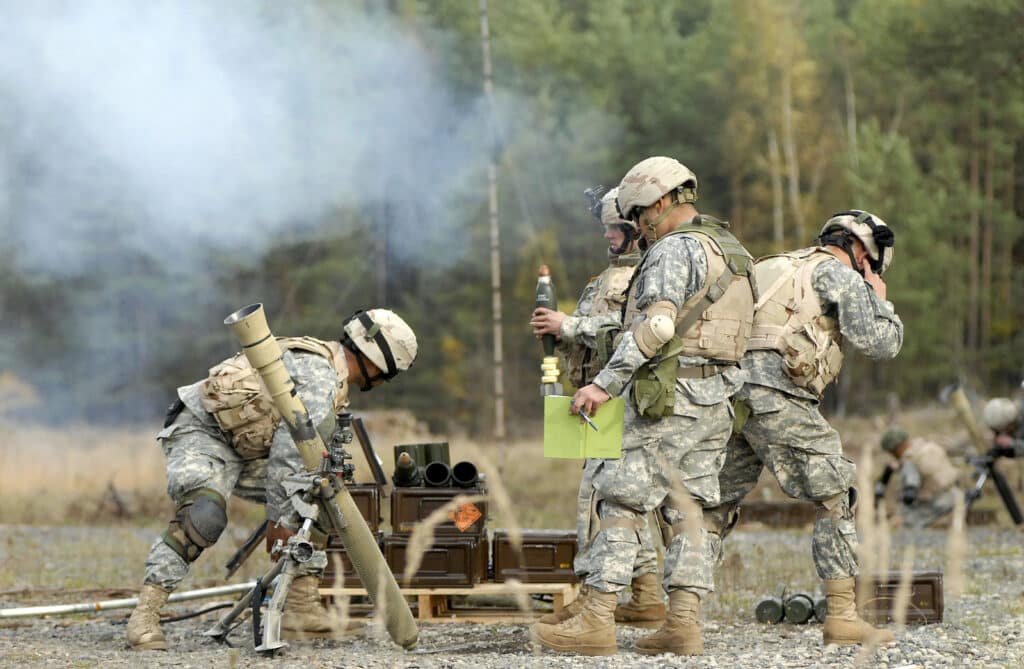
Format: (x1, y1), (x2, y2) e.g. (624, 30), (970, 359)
(1, 0), (1021, 432)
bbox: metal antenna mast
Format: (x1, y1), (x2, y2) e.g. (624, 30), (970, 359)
(479, 0), (505, 443)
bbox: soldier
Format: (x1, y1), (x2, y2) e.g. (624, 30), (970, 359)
(983, 397), (1024, 456)
(530, 187), (665, 629)
(531, 156), (755, 656)
(876, 427), (963, 528)
(127, 309), (417, 650)
(710, 210), (902, 646)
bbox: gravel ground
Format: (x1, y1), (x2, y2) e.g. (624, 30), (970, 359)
(1, 525), (1022, 668)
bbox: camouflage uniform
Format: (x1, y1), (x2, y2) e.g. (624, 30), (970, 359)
(143, 350), (342, 591)
(893, 439), (962, 529)
(559, 252), (660, 582)
(579, 234), (747, 596)
(715, 257), (903, 580)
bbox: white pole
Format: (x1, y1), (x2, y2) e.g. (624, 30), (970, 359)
(0, 581), (257, 619)
(479, 0), (506, 444)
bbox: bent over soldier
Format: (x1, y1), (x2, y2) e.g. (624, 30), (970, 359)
(531, 187), (665, 628)
(127, 309), (417, 650)
(877, 427), (962, 529)
(531, 156), (755, 657)
(710, 210), (902, 646)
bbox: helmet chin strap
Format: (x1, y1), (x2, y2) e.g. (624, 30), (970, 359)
(608, 224), (638, 256)
(644, 200), (684, 240)
(820, 231), (864, 277)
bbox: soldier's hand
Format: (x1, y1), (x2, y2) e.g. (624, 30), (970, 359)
(572, 384), (610, 417)
(531, 307), (566, 338)
(863, 263), (887, 300)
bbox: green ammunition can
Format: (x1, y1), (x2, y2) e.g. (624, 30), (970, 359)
(814, 596), (827, 623)
(755, 596), (784, 624)
(784, 593), (815, 624)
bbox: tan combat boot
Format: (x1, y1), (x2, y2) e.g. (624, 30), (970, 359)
(530, 590), (618, 656)
(634, 589), (703, 656)
(537, 584), (589, 624)
(614, 572), (666, 628)
(126, 584), (170, 650)
(822, 577), (895, 646)
(280, 575), (337, 640)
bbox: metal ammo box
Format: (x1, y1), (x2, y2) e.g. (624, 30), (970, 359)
(390, 487), (487, 536)
(383, 533), (489, 587)
(492, 529), (577, 583)
(859, 571), (944, 624)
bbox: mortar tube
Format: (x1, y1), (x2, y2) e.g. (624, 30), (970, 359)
(223, 303), (418, 649)
(451, 461), (479, 488)
(423, 461), (452, 487)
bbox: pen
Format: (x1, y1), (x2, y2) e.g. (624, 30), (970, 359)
(571, 401), (599, 432)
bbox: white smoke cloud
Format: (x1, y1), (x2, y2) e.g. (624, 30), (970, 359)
(0, 0), (483, 274)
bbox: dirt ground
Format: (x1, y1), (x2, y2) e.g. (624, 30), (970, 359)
(1, 524), (1021, 669)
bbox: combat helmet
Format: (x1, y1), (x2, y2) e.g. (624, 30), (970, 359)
(819, 210), (895, 275)
(341, 309), (418, 389)
(880, 427), (909, 453)
(616, 157), (698, 236)
(982, 397), (1021, 432)
(584, 185), (640, 256)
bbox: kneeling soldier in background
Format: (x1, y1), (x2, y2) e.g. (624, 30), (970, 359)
(877, 427), (962, 529)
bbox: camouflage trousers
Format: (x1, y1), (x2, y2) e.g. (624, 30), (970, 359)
(899, 487), (961, 529)
(714, 384), (858, 580)
(143, 408), (322, 591)
(573, 458), (660, 581)
(575, 390), (733, 596)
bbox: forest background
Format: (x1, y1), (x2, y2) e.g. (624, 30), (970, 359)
(1, 0), (1022, 437)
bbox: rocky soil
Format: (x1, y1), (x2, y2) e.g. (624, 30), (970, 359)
(1, 525), (1022, 669)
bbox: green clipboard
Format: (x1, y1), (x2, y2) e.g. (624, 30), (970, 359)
(543, 395), (624, 459)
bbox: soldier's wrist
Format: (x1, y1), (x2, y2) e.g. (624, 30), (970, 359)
(593, 374), (620, 397)
(560, 317), (579, 341)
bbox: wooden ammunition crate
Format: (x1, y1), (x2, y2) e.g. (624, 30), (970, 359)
(493, 529), (578, 583)
(390, 487), (487, 536)
(859, 571), (944, 624)
(321, 531), (383, 587)
(332, 484), (382, 535)
(384, 534), (489, 588)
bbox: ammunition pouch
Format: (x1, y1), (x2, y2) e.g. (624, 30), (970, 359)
(631, 336), (684, 419)
(162, 488), (228, 563)
(567, 323), (622, 388)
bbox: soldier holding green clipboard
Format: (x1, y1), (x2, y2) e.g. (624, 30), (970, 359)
(530, 157), (755, 658)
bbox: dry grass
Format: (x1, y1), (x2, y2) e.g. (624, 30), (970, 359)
(3, 402), (1021, 529)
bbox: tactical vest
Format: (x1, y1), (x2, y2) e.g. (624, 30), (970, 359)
(746, 247), (843, 397)
(623, 216), (754, 363)
(904, 440), (959, 499)
(199, 337), (349, 460)
(563, 257), (637, 387)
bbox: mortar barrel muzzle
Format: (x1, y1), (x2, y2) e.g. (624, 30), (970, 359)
(423, 461), (452, 487)
(451, 461), (479, 488)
